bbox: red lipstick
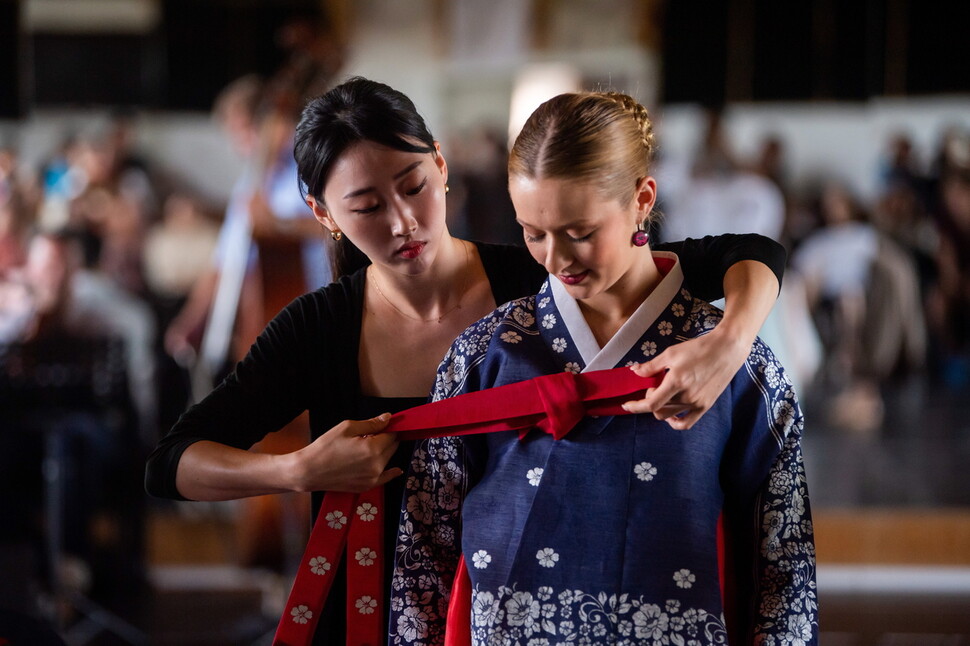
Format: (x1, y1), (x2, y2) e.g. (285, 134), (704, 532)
(397, 241), (426, 259)
(559, 270), (589, 285)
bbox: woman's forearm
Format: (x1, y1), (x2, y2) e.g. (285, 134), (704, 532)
(175, 440), (297, 501)
(715, 259), (780, 351)
(174, 415), (400, 501)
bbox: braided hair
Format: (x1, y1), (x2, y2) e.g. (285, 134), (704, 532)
(508, 90), (657, 208)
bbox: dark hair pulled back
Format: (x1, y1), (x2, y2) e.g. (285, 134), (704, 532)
(294, 77), (437, 279)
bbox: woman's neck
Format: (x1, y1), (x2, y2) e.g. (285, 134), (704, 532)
(579, 252), (663, 346)
(367, 234), (471, 322)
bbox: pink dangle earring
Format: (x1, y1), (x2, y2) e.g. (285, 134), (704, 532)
(631, 220), (649, 247)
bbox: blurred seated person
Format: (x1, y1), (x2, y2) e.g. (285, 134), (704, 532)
(1, 229), (157, 443)
(0, 229), (150, 600)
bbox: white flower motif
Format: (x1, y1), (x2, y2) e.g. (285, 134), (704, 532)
(658, 320), (673, 336)
(763, 536), (784, 561)
(473, 591), (498, 627)
(527, 467), (544, 486)
(505, 591), (540, 628)
(672, 303), (685, 317)
(356, 502), (377, 522)
(291, 604), (312, 624)
(634, 462), (657, 482)
(432, 523), (455, 546)
(356, 595), (378, 615)
(763, 510), (785, 538)
(564, 362), (581, 374)
(773, 400), (797, 435)
(406, 491), (433, 523)
(397, 606), (429, 641)
(542, 313), (557, 329)
(536, 547), (560, 568)
(309, 556), (331, 575)
(673, 568), (696, 589)
(640, 340), (657, 356)
(472, 550), (492, 569)
(325, 510), (347, 529)
(764, 362), (781, 388)
(501, 330), (522, 344)
(760, 594), (786, 618)
(783, 613), (814, 646)
(632, 603), (668, 640)
(552, 337), (567, 353)
(513, 308), (536, 327)
(769, 470), (794, 496)
(355, 547), (377, 566)
(539, 297), (550, 309)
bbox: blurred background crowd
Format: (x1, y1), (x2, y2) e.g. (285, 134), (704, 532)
(1, 0), (969, 644)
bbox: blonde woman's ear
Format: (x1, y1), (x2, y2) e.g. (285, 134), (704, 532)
(635, 176), (658, 215)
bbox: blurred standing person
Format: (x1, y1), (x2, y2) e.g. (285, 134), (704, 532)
(659, 110), (786, 243)
(926, 160), (970, 388)
(793, 183), (925, 431)
(447, 127), (521, 245)
(161, 75), (326, 572)
(164, 75), (330, 386)
(0, 186), (32, 276)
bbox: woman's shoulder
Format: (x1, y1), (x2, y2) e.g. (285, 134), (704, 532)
(433, 295), (539, 400)
(456, 294), (538, 345)
(285, 268), (367, 322)
(253, 269), (367, 359)
(472, 241), (546, 303)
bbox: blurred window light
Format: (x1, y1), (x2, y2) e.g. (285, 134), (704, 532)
(508, 63), (581, 147)
(24, 0), (160, 34)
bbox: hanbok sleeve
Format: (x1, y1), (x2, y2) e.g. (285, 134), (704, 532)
(390, 309), (503, 646)
(720, 338), (818, 644)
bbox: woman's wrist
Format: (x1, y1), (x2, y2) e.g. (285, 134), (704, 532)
(709, 317), (755, 359)
(274, 449), (310, 493)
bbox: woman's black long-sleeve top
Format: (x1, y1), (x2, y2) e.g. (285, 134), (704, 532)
(145, 234), (785, 503)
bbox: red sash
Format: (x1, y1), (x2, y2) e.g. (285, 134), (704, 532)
(272, 367), (663, 646)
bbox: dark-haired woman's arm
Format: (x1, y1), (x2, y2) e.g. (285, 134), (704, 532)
(626, 234), (786, 430)
(654, 233), (786, 300)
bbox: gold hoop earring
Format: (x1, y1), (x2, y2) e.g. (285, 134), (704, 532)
(330, 230), (343, 241)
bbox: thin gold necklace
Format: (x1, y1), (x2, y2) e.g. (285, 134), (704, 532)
(371, 241), (471, 324)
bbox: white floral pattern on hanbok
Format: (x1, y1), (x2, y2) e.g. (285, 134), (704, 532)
(391, 256), (817, 646)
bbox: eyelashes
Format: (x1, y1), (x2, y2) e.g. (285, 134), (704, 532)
(350, 178), (429, 214)
(524, 232), (594, 244)
(405, 178), (428, 196)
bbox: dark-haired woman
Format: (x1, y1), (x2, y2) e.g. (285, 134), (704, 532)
(146, 77), (787, 644)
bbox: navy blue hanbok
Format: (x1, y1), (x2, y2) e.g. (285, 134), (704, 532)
(390, 253), (818, 646)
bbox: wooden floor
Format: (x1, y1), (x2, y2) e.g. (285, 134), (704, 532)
(5, 500), (969, 644)
(133, 504), (970, 646)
